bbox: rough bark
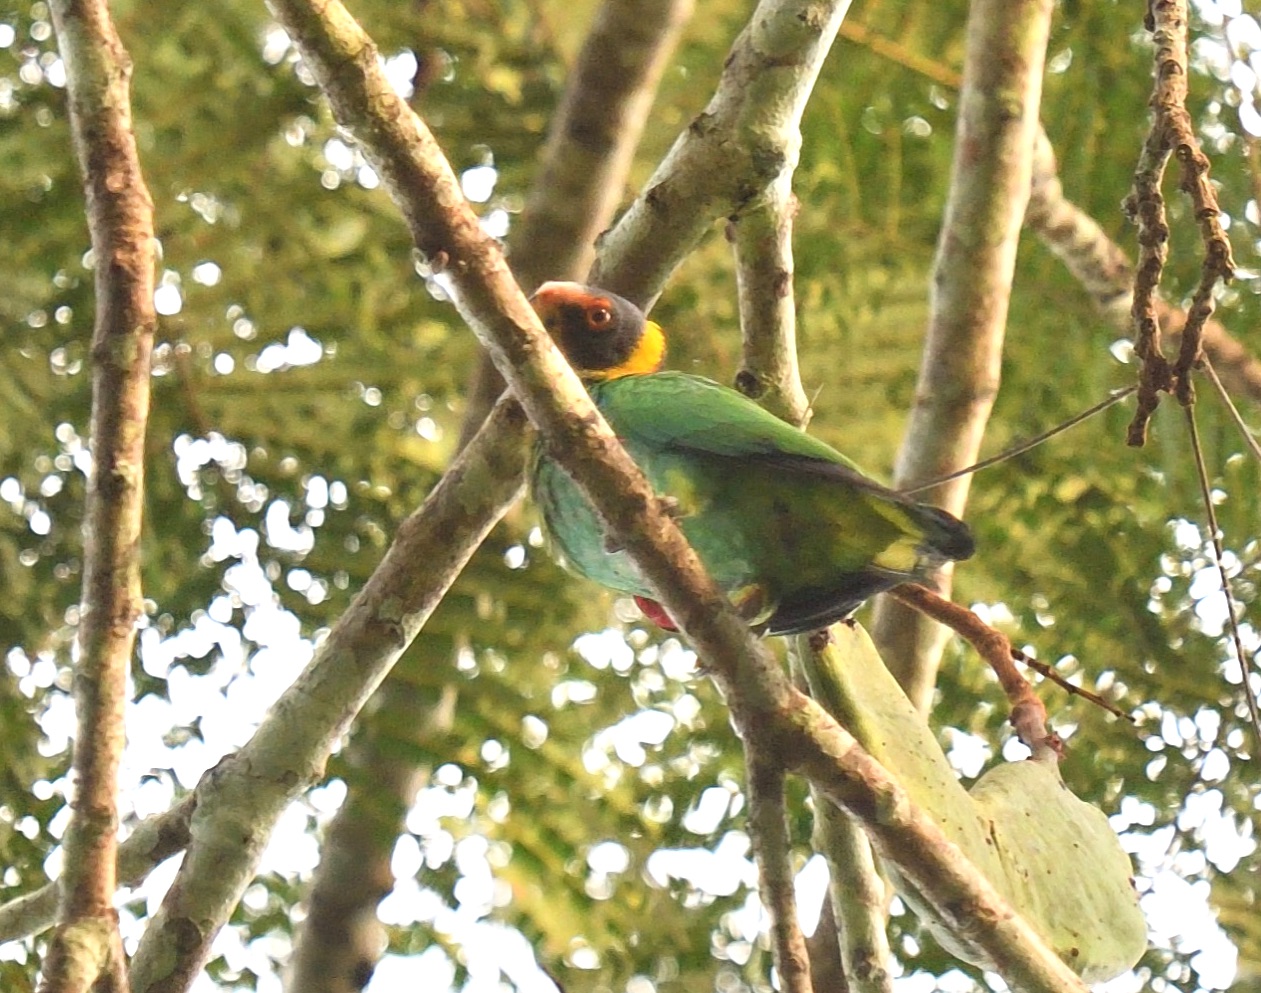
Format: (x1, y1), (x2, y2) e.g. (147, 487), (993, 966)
(40, 0), (157, 989)
(129, 399), (529, 992)
(289, 5), (693, 989)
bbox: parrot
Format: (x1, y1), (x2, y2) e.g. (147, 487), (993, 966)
(528, 281), (974, 636)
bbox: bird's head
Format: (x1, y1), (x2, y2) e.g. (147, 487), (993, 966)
(530, 281), (666, 380)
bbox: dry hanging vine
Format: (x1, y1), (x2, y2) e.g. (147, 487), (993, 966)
(1123, 0), (1261, 744)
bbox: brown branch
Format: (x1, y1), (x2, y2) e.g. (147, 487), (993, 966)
(588, 0), (852, 307)
(287, 685), (456, 993)
(1123, 0), (1236, 444)
(294, 5), (693, 986)
(887, 586), (1055, 758)
(1028, 129), (1261, 405)
(729, 183), (812, 426)
(459, 0), (694, 444)
(128, 398), (529, 993)
(255, 4), (1095, 989)
(746, 752), (814, 993)
(868, 0), (1054, 714)
(40, 0), (157, 990)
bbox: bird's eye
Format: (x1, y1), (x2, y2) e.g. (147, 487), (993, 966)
(587, 307), (613, 329)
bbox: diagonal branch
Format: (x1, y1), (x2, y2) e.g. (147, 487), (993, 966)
(459, 0), (694, 444)
(869, 0), (1054, 714)
(128, 397), (529, 992)
(292, 5), (694, 988)
(0, 0), (862, 953)
(41, 0), (156, 990)
(589, 0), (853, 307)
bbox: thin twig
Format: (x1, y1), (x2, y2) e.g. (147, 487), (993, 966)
(898, 386), (1137, 496)
(1013, 653), (1132, 721)
(789, 643), (891, 993)
(804, 892), (850, 993)
(746, 752), (814, 993)
(887, 586), (1056, 758)
(888, 583), (1131, 722)
(838, 20), (960, 89)
(1202, 357), (1261, 466)
(1182, 404), (1261, 744)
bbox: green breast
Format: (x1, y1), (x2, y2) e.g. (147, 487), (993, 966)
(529, 373), (935, 630)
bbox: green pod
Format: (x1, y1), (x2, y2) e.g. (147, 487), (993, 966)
(797, 624), (1146, 981)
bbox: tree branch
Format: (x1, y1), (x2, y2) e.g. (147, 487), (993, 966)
(746, 751), (814, 993)
(869, 0), (1054, 713)
(459, 0), (694, 444)
(588, 0), (853, 306)
(128, 398), (528, 992)
(41, 0), (156, 989)
(293, 4), (693, 986)
(730, 180), (812, 426)
(1028, 130), (1261, 405)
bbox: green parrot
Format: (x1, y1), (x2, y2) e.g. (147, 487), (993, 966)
(529, 282), (974, 636)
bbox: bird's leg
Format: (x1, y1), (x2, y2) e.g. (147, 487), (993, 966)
(730, 583), (774, 628)
(657, 495), (684, 519)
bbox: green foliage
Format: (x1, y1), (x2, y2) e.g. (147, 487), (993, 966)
(2, 0), (1260, 991)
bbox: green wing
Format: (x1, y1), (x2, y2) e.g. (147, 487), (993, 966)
(590, 372), (870, 473)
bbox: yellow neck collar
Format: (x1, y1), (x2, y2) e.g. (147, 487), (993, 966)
(583, 320), (666, 381)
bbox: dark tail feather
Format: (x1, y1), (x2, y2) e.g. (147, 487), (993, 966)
(910, 504), (975, 562)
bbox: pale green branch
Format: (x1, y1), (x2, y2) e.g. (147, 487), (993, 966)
(870, 0), (1055, 712)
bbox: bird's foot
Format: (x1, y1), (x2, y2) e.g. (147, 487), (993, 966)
(633, 595), (679, 632)
(730, 584), (774, 629)
(657, 495), (685, 519)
